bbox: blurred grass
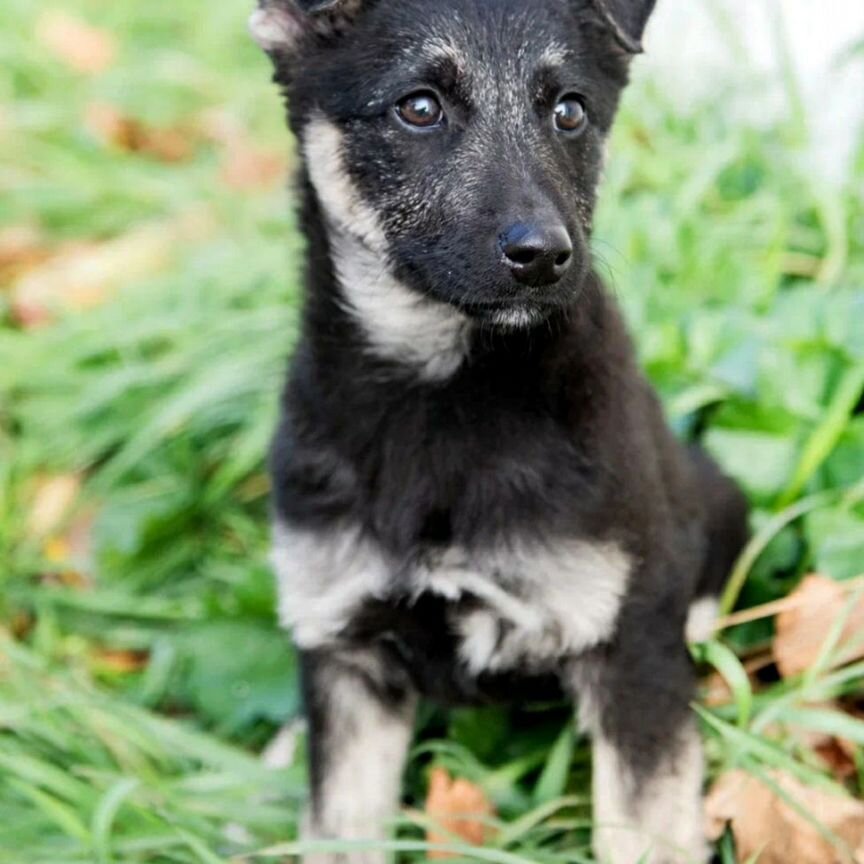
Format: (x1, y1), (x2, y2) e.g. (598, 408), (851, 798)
(0, 0), (863, 862)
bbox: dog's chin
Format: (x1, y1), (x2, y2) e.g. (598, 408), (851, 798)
(465, 301), (550, 329)
(457, 283), (583, 330)
(404, 266), (586, 331)
(456, 266), (588, 330)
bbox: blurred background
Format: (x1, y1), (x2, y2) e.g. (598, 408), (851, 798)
(1, 1), (863, 862)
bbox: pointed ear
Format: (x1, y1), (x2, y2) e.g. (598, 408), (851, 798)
(248, 0), (366, 54)
(249, 3), (303, 53)
(588, 0), (657, 53)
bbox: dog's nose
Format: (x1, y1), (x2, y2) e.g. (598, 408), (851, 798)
(500, 223), (573, 287)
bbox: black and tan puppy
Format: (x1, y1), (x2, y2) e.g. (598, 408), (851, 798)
(251, 1), (748, 861)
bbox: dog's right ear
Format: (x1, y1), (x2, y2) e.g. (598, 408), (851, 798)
(249, 1), (364, 54)
(584, 0), (658, 53)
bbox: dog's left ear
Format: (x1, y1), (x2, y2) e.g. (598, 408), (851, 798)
(249, 0), (367, 54)
(585, 0), (658, 53)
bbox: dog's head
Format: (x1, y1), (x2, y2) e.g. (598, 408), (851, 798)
(252, 0), (655, 329)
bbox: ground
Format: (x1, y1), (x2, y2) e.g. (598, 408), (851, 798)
(1, 1), (863, 863)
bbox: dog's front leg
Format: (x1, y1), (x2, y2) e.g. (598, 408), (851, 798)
(576, 637), (709, 864)
(299, 648), (416, 864)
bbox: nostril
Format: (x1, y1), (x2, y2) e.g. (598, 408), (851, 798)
(554, 251), (571, 268)
(507, 247), (539, 266)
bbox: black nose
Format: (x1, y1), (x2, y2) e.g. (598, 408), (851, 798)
(500, 222), (573, 286)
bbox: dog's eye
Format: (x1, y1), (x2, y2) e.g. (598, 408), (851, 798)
(396, 91), (444, 129)
(553, 94), (587, 134)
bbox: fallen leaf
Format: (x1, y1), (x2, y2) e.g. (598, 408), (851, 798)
(785, 701), (861, 783)
(27, 474), (81, 540)
(701, 651), (773, 709)
(774, 574), (864, 679)
(11, 210), (213, 326)
(40, 509), (96, 590)
(814, 737), (859, 782)
(40, 569), (91, 591)
(37, 11), (117, 75)
(0, 225), (52, 286)
(425, 767), (495, 859)
(86, 103), (195, 162)
(202, 109), (287, 190)
(702, 670), (733, 707)
(11, 611), (34, 639)
(92, 648), (150, 674)
(219, 140), (286, 190)
(705, 769), (864, 864)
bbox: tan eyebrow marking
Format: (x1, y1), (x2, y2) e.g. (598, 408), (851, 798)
(415, 37), (468, 75)
(538, 44), (570, 68)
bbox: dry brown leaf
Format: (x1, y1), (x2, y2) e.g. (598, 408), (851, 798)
(40, 509), (96, 590)
(788, 704), (860, 783)
(86, 103), (195, 162)
(37, 11), (117, 75)
(219, 141), (286, 190)
(0, 225), (52, 286)
(11, 611), (34, 639)
(92, 648), (150, 674)
(425, 767), (495, 859)
(774, 574), (864, 679)
(702, 652), (773, 709)
(202, 109), (287, 190)
(702, 670), (733, 707)
(814, 738), (859, 783)
(705, 769), (864, 864)
(11, 211), (213, 326)
(40, 568), (91, 591)
(27, 474), (82, 539)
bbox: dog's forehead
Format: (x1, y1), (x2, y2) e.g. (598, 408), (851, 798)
(379, 0), (576, 80)
(407, 31), (571, 80)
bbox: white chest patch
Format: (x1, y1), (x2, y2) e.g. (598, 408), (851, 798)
(272, 522), (390, 649)
(273, 521), (631, 673)
(422, 542), (631, 674)
(302, 114), (471, 380)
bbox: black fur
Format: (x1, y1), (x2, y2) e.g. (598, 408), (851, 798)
(260, 0), (749, 860)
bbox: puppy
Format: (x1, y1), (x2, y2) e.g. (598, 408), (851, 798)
(251, 1), (749, 861)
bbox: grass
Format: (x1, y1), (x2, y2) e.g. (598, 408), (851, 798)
(1, 0), (863, 862)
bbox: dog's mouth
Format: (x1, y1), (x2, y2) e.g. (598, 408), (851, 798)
(457, 276), (584, 328)
(459, 298), (555, 329)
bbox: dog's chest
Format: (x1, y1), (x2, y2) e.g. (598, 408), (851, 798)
(274, 523), (631, 678)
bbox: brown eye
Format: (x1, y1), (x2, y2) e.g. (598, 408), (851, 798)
(553, 94), (587, 134)
(396, 91), (444, 129)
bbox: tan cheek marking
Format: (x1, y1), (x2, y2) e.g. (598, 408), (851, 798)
(301, 113), (471, 380)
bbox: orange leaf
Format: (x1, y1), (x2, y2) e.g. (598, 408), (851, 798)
(774, 574), (864, 679)
(11, 611), (34, 639)
(37, 11), (117, 75)
(705, 769), (864, 864)
(814, 737), (859, 782)
(219, 142), (286, 190)
(40, 509), (96, 590)
(85, 103), (195, 163)
(425, 767), (495, 859)
(92, 648), (150, 674)
(788, 702), (861, 783)
(203, 109), (287, 190)
(0, 225), (52, 287)
(11, 211), (213, 326)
